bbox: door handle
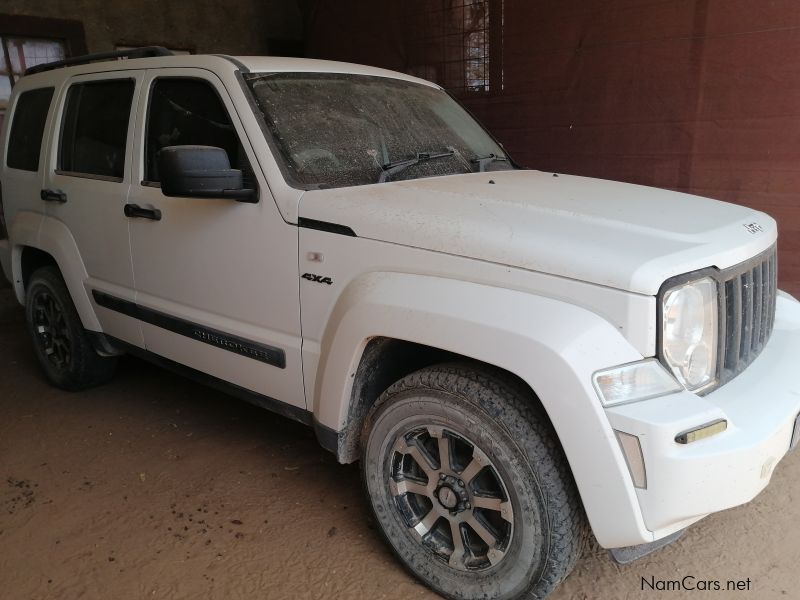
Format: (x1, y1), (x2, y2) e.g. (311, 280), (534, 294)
(40, 189), (67, 203)
(124, 203), (162, 221)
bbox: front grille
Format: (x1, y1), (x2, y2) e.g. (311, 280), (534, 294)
(719, 246), (778, 386)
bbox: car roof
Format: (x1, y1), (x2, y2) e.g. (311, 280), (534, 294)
(17, 53), (440, 90)
(235, 56), (439, 87)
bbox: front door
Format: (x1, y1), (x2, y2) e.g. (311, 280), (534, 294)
(125, 68), (305, 410)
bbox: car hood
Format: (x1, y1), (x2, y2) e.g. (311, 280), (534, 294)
(298, 170), (777, 295)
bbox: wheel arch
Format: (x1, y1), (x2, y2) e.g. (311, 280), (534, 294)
(336, 337), (545, 465)
(20, 246), (58, 289)
(311, 271), (654, 548)
(11, 214), (101, 330)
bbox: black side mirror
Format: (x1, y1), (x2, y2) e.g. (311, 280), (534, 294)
(158, 145), (257, 202)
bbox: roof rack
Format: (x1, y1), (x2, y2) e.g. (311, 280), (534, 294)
(25, 46), (174, 76)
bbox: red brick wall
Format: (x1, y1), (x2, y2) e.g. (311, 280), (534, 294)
(306, 0), (799, 297)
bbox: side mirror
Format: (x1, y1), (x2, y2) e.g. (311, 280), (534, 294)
(158, 145), (256, 202)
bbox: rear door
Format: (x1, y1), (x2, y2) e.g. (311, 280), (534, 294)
(1, 85), (56, 271)
(125, 68), (305, 410)
(43, 71), (144, 346)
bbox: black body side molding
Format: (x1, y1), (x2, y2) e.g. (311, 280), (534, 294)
(298, 217), (356, 237)
(92, 290), (286, 369)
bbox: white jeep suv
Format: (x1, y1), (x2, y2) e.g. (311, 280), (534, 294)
(1, 47), (799, 600)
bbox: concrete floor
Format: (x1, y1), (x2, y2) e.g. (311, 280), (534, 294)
(1, 281), (799, 600)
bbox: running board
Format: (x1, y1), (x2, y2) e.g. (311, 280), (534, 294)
(608, 529), (686, 564)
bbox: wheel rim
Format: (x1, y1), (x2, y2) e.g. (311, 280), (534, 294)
(31, 288), (72, 370)
(388, 425), (515, 572)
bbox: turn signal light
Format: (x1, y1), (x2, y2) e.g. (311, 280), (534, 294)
(675, 420), (727, 444)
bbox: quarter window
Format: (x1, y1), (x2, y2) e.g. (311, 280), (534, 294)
(59, 79), (135, 179)
(145, 78), (252, 185)
(7, 87), (54, 171)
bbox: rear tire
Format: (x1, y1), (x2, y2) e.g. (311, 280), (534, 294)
(361, 363), (587, 600)
(25, 266), (117, 391)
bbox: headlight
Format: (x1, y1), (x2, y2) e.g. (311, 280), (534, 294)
(660, 276), (718, 391)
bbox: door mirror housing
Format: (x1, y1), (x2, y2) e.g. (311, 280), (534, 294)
(158, 145), (256, 202)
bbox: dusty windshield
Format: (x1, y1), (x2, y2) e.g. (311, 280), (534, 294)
(244, 73), (514, 189)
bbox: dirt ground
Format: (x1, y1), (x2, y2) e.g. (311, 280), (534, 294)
(1, 281), (799, 600)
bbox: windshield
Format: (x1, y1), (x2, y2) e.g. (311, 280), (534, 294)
(244, 73), (514, 189)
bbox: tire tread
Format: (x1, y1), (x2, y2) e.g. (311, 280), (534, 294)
(26, 266), (116, 391)
(363, 361), (588, 599)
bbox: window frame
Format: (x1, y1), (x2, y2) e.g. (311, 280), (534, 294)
(141, 75), (257, 190)
(56, 76), (137, 183)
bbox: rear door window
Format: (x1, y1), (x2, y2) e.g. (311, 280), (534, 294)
(7, 87), (55, 171)
(59, 79), (135, 180)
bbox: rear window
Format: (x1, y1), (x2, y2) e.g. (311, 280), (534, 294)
(59, 79), (135, 179)
(7, 87), (55, 171)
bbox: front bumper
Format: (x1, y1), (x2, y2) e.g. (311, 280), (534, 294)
(605, 292), (800, 541)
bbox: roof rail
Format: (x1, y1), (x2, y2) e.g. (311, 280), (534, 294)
(25, 46), (174, 76)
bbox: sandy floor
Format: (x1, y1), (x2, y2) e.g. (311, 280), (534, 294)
(1, 282), (799, 600)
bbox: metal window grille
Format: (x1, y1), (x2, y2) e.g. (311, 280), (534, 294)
(406, 0), (502, 94)
(1, 37), (66, 129)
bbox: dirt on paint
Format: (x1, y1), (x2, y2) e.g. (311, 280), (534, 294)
(1, 282), (798, 600)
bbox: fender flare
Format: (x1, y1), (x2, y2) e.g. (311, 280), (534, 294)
(10, 213), (101, 331)
(313, 271), (654, 547)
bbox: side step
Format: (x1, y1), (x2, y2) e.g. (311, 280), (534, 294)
(608, 529), (686, 565)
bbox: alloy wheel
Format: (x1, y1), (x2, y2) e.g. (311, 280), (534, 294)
(388, 425), (514, 571)
(31, 288), (72, 370)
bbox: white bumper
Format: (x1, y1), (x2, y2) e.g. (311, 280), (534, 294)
(606, 292), (800, 542)
(0, 239), (11, 285)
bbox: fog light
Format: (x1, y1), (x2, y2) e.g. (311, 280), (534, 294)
(674, 419), (727, 444)
(615, 431), (647, 489)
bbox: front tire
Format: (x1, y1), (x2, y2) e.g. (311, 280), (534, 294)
(361, 363), (587, 600)
(25, 266), (117, 391)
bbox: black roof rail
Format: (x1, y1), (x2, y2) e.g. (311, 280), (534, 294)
(25, 46), (174, 76)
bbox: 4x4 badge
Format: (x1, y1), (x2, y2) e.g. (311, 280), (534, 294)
(302, 273), (333, 285)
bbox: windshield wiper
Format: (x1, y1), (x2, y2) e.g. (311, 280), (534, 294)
(378, 150), (455, 183)
(471, 153), (508, 172)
